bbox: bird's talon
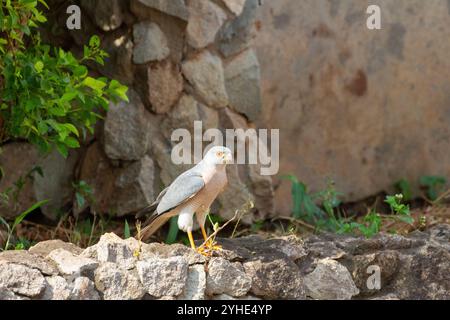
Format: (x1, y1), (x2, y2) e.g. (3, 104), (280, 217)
(195, 241), (222, 257)
(196, 245), (211, 257)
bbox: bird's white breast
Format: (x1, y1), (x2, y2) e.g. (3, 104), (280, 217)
(193, 166), (227, 209)
(176, 166), (228, 232)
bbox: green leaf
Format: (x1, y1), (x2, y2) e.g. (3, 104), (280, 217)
(165, 216), (179, 244)
(73, 65), (88, 77)
(89, 35), (100, 48)
(395, 179), (413, 202)
(61, 91), (78, 103)
(15, 242), (25, 250)
(64, 136), (80, 148)
(0, 216), (11, 233)
(37, 121), (48, 134)
(34, 60), (44, 73)
(419, 175), (447, 201)
(38, 0), (50, 9)
(124, 220), (131, 239)
(109, 80), (129, 102)
(56, 143), (68, 158)
(49, 104), (67, 117)
(63, 123), (79, 137)
(12, 200), (49, 231)
(75, 192), (85, 208)
(82, 77), (107, 91)
(396, 215), (414, 225)
(34, 12), (47, 23)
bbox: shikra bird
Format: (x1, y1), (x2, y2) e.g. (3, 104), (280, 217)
(135, 146), (232, 251)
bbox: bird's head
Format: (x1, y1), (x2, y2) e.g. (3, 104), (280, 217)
(203, 146), (233, 166)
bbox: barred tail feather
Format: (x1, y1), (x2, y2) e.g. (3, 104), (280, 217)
(135, 202), (158, 219)
(139, 214), (172, 241)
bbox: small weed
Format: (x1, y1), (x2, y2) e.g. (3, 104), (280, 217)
(280, 174), (326, 225)
(124, 219), (131, 239)
(0, 200), (48, 251)
(14, 237), (32, 250)
(336, 210), (381, 238)
(165, 216), (179, 244)
(0, 166), (43, 208)
(251, 219), (265, 233)
(395, 179), (413, 202)
(385, 194), (413, 222)
(420, 175), (447, 202)
(284, 175), (415, 238)
(73, 180), (94, 209)
(336, 194), (413, 237)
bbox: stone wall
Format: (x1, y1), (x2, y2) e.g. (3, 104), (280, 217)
(253, 0), (450, 214)
(0, 0), (274, 222)
(2, 0), (449, 221)
(1, 224), (449, 300)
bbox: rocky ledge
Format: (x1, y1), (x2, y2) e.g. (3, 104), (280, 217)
(0, 224), (449, 300)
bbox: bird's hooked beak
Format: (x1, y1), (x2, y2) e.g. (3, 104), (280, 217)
(223, 153), (232, 164)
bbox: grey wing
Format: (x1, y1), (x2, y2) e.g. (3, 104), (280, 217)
(156, 170), (205, 214)
(135, 186), (169, 219)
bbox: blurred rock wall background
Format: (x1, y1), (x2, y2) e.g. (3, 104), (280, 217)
(1, 0), (450, 220)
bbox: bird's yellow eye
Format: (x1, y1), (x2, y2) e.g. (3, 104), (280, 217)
(216, 151), (223, 157)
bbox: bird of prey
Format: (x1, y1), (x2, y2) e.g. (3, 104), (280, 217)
(136, 146), (232, 252)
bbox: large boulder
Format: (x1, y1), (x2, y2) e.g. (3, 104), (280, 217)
(206, 257), (252, 297)
(135, 0), (189, 21)
(218, 0), (260, 57)
(182, 50), (229, 109)
(304, 258), (360, 300)
(136, 256), (189, 297)
(186, 0), (227, 49)
(77, 142), (157, 216)
(0, 263), (46, 297)
(0, 144), (78, 220)
(224, 48), (262, 122)
(132, 21), (170, 64)
(103, 90), (149, 161)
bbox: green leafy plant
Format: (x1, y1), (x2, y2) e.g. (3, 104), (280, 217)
(0, 199), (48, 250)
(284, 175), (415, 238)
(14, 237), (32, 250)
(281, 175), (326, 223)
(0, 0), (128, 157)
(419, 175), (447, 201)
(282, 175), (345, 231)
(385, 194), (414, 224)
(336, 210), (382, 238)
(340, 194), (414, 237)
(73, 180), (94, 209)
(336, 194), (413, 238)
(251, 219), (264, 233)
(394, 178), (413, 202)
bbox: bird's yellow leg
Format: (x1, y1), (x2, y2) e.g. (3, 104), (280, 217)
(187, 231), (196, 250)
(200, 225), (208, 242)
